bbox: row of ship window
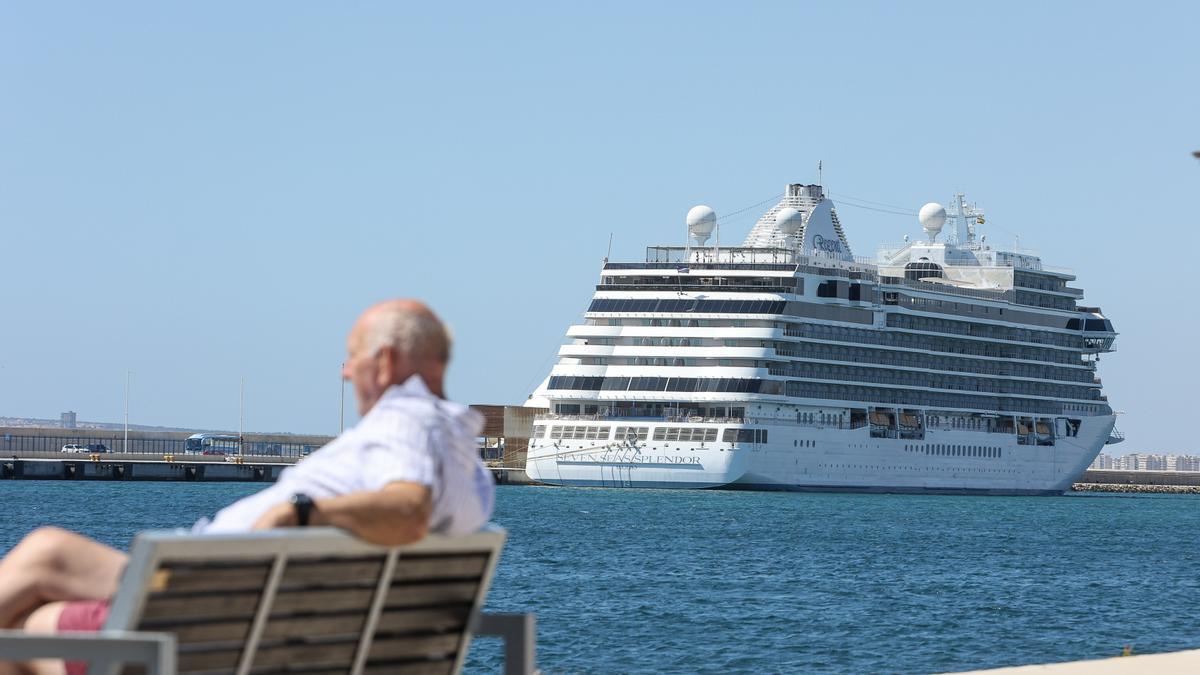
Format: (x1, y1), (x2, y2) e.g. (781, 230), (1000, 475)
(892, 293), (1079, 327)
(1014, 290), (1076, 311)
(768, 361), (1099, 400)
(587, 298), (1097, 349)
(773, 340), (1094, 383)
(906, 444), (1003, 459)
(547, 376), (783, 394)
(573, 331), (1094, 384)
(887, 314), (1086, 349)
(534, 424), (762, 444)
(783, 322), (1085, 366)
(1014, 271), (1069, 293)
(588, 298), (788, 315)
(781, 381), (1070, 416)
(546, 374), (1090, 415)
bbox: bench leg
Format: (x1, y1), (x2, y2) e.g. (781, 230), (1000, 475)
(476, 612), (536, 675)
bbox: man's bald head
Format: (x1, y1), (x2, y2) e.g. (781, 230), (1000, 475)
(359, 299), (452, 366)
(344, 299), (453, 414)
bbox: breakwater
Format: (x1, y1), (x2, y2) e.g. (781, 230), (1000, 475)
(1073, 469), (1200, 493)
(1073, 483), (1200, 494)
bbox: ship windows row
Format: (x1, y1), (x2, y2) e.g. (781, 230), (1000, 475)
(784, 380), (1071, 416)
(770, 361), (1100, 400)
(721, 428), (768, 444)
(652, 427), (719, 442)
(783, 321), (1085, 366)
(906, 443), (1002, 459)
(588, 298), (787, 315)
(547, 376), (784, 395)
(775, 340), (1095, 383)
(538, 425), (719, 443)
(815, 280), (874, 302)
(887, 314), (1086, 349)
(615, 426), (650, 441)
(549, 425), (610, 440)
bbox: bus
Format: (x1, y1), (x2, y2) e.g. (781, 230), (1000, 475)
(185, 433), (241, 455)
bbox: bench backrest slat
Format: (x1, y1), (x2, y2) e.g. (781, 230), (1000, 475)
(104, 527), (505, 675)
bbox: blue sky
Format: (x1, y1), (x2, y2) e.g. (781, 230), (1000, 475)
(1, 2), (1195, 452)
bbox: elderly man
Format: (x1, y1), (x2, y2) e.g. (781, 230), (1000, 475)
(0, 299), (494, 673)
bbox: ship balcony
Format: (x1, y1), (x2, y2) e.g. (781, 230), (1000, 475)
(549, 364), (769, 380)
(566, 324), (783, 340)
(556, 345), (777, 360)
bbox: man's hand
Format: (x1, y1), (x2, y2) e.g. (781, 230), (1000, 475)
(252, 502), (298, 531)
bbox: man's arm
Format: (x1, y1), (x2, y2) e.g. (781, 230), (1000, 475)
(251, 481), (432, 546)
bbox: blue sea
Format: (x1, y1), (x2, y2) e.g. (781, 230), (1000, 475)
(2, 483), (1199, 673)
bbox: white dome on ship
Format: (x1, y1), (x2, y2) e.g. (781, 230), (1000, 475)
(774, 207), (803, 236)
(919, 202), (946, 240)
(686, 205), (717, 245)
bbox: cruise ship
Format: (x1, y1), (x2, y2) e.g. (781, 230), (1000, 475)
(524, 184), (1119, 495)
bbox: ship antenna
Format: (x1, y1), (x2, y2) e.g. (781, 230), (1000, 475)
(818, 160), (823, 186)
(605, 232), (613, 263)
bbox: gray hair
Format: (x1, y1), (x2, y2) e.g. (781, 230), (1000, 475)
(365, 305), (452, 364)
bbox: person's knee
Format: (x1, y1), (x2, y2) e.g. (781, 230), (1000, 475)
(6, 528), (74, 570)
(22, 601), (66, 636)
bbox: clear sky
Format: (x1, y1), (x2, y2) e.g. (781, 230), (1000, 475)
(1, 2), (1196, 453)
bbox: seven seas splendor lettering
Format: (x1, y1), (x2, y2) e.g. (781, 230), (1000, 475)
(589, 453), (702, 465)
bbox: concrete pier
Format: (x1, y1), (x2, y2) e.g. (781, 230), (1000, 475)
(2, 456), (291, 482)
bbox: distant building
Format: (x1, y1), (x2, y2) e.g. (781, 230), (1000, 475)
(1091, 452), (1200, 472)
(1177, 456), (1200, 472)
(60, 411), (77, 429)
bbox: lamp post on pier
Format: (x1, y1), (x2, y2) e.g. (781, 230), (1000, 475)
(123, 371), (131, 454)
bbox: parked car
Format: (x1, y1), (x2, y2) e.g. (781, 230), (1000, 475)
(61, 444), (88, 453)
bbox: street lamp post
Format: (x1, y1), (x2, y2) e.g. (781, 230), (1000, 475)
(123, 371), (130, 453)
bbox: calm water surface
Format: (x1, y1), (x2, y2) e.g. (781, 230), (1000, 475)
(2, 482), (1199, 673)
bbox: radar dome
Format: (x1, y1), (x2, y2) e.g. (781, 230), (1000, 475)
(686, 205), (717, 245)
(774, 207), (803, 236)
(919, 202), (947, 241)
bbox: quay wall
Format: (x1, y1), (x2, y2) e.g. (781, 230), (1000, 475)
(2, 458), (287, 482)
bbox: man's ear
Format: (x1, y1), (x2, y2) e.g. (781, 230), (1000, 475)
(376, 348), (395, 389)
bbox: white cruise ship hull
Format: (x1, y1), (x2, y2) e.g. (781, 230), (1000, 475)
(525, 416), (1113, 495)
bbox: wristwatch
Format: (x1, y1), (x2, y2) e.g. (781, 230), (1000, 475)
(290, 492), (315, 527)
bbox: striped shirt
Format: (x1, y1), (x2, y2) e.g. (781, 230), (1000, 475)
(197, 375), (494, 536)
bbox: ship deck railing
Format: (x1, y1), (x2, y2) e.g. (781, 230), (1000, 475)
(540, 413), (745, 425)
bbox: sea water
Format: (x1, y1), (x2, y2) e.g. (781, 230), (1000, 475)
(2, 482), (1199, 673)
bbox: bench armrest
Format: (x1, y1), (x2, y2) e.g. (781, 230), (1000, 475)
(474, 612), (537, 675)
(0, 629), (176, 675)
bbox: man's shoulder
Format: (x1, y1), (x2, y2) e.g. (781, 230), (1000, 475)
(363, 389), (483, 440)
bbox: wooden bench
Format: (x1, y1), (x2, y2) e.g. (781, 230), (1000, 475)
(0, 526), (535, 674)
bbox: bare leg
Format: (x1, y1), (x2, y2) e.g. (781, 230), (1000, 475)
(6, 602), (68, 675)
(0, 527), (127, 629)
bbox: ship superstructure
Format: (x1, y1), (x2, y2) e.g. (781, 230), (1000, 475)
(524, 184), (1118, 494)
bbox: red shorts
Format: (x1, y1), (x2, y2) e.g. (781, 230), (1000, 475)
(56, 600), (111, 675)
